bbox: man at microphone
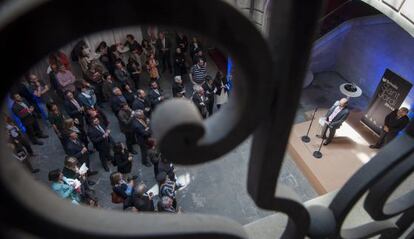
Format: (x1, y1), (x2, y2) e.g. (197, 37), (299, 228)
(317, 98), (350, 145)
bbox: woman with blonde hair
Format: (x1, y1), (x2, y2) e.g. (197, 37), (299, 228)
(110, 172), (134, 209)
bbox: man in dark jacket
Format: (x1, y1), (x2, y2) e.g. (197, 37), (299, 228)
(317, 98), (350, 145)
(201, 76), (216, 116)
(11, 93), (48, 145)
(110, 87), (127, 115)
(370, 107), (410, 149)
(147, 81), (165, 109)
(155, 32), (172, 73)
(63, 91), (85, 129)
(131, 110), (152, 167)
(87, 117), (113, 171)
(117, 103), (137, 154)
(132, 89), (151, 117)
(65, 131), (97, 176)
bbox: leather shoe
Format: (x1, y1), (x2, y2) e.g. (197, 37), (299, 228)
(316, 134), (326, 139)
(323, 141), (330, 146)
(33, 141), (43, 145)
(87, 171), (98, 176)
(369, 145), (379, 149)
(88, 180), (96, 186)
(31, 168), (40, 174)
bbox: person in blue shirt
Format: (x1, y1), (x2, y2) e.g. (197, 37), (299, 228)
(48, 169), (81, 205)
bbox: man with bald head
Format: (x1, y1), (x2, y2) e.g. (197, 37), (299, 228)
(317, 98), (350, 145)
(110, 87), (127, 115)
(370, 107), (410, 149)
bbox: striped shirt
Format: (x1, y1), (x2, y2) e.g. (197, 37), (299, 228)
(191, 64), (207, 84)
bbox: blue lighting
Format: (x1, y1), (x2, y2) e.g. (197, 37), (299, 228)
(227, 57), (233, 91)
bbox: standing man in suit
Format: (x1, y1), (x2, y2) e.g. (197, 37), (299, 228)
(155, 32), (172, 74)
(114, 60), (134, 88)
(11, 93), (48, 145)
(317, 98), (350, 145)
(87, 117), (113, 171)
(148, 81), (165, 109)
(132, 89), (152, 117)
(192, 85), (209, 119)
(131, 110), (152, 167)
(64, 91), (85, 129)
(370, 107), (410, 149)
(201, 76), (216, 116)
(118, 103), (137, 154)
(110, 87), (127, 115)
(65, 131), (97, 176)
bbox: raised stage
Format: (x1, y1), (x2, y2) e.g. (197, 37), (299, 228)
(288, 109), (380, 195)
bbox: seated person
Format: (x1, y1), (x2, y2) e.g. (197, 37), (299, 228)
(110, 172), (134, 209)
(131, 183), (155, 212)
(48, 169), (81, 205)
(157, 196), (180, 213)
(62, 157), (98, 207)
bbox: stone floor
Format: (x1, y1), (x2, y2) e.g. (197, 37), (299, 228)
(24, 69), (368, 226)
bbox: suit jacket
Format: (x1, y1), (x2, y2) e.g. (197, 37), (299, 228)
(325, 105), (350, 129)
(148, 89), (164, 108)
(117, 109), (133, 133)
(131, 118), (151, 145)
(384, 110), (409, 136)
(66, 139), (87, 161)
(192, 93), (209, 117)
(87, 124), (111, 151)
(110, 95), (127, 114)
(64, 98), (84, 119)
(114, 68), (131, 85)
(155, 37), (172, 56)
(172, 82), (185, 97)
(12, 100), (33, 121)
(202, 82), (215, 103)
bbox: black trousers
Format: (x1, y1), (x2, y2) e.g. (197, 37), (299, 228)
(16, 135), (33, 155)
(138, 143), (148, 164)
(160, 52), (172, 72)
(131, 73), (140, 90)
(97, 146), (111, 170)
(22, 117), (43, 143)
(124, 132), (135, 152)
(207, 99), (214, 116)
(374, 130), (396, 148)
(322, 125), (337, 143)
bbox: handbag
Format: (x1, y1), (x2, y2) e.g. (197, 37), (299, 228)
(111, 192), (124, 204)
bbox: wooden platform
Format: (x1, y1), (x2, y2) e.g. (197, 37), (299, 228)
(288, 109), (379, 195)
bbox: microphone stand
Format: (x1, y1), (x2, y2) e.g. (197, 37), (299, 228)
(313, 124), (328, 159)
(301, 107), (318, 143)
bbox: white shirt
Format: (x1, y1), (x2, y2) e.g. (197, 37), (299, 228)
(328, 106), (343, 122)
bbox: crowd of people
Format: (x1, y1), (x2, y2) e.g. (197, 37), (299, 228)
(5, 29), (231, 213)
